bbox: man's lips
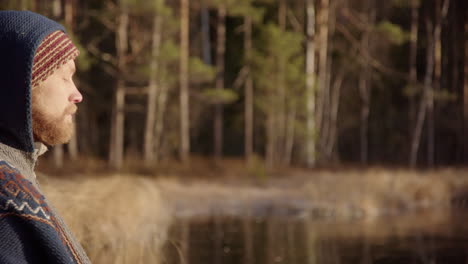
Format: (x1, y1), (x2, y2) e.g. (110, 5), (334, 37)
(65, 105), (78, 116)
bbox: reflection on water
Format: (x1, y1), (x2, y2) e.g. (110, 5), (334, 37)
(164, 210), (468, 264)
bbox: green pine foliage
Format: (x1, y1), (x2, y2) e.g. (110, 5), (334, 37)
(376, 21), (409, 45)
(253, 23), (305, 115)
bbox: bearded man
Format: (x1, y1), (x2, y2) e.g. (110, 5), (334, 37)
(0, 11), (91, 263)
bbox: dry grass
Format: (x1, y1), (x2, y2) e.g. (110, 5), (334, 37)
(156, 167), (468, 221)
(40, 174), (171, 264)
(300, 168), (458, 219)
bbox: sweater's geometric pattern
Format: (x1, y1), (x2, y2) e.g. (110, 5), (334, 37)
(0, 160), (83, 263)
(0, 160), (53, 224)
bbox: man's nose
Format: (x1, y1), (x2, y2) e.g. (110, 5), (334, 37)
(69, 83), (83, 103)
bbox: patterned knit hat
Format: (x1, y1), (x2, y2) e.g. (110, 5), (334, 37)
(31, 30), (79, 88)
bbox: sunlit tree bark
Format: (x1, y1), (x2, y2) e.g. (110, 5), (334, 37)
(109, 0), (128, 169)
(464, 4), (468, 163)
(325, 70), (344, 159)
(410, 17), (435, 167)
(316, 0), (329, 160)
(179, 0), (190, 163)
(321, 0), (337, 161)
(277, 0), (287, 164)
(244, 15), (254, 163)
(200, 1), (212, 65)
(144, 14), (162, 165)
(427, 0), (449, 167)
(358, 0), (374, 165)
(214, 5), (226, 161)
(64, 0), (74, 28)
(305, 0), (317, 168)
(408, 0), (419, 156)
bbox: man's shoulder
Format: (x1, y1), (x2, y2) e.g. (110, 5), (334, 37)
(0, 159), (52, 223)
(0, 160), (30, 187)
(0, 160), (19, 174)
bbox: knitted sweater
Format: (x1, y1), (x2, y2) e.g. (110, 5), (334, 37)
(0, 11), (91, 264)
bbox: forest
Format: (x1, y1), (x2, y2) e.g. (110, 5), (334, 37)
(2, 1), (468, 263)
(1, 0), (467, 169)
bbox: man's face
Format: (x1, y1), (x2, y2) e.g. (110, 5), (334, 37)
(31, 60), (82, 146)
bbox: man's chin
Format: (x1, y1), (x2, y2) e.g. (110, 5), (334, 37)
(34, 123), (75, 146)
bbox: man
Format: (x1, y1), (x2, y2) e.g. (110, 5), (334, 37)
(0, 11), (91, 263)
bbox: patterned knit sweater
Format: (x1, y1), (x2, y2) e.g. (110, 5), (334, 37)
(0, 11), (91, 264)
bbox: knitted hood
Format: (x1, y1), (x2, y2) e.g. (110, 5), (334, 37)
(0, 11), (65, 153)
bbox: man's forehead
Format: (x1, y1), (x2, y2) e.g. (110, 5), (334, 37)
(62, 60), (76, 73)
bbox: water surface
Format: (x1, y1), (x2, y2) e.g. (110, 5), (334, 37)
(164, 210), (468, 264)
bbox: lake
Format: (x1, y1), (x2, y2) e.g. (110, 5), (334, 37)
(163, 210), (468, 264)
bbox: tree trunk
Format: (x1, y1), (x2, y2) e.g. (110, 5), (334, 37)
(21, 0), (33, 9)
(428, 0), (449, 167)
(244, 15), (254, 163)
(464, 6), (468, 163)
(408, 0), (419, 153)
(358, 0), (374, 165)
(284, 104), (297, 166)
(52, 0), (61, 20)
(68, 124), (78, 160)
(410, 19), (435, 167)
(277, 0), (287, 164)
(266, 114), (276, 168)
(144, 14), (162, 165)
(428, 0), (440, 167)
(110, 81), (126, 169)
(200, 0), (212, 65)
(321, 0), (336, 160)
(451, 0), (462, 162)
(279, 0), (286, 29)
(325, 70), (344, 159)
(64, 0), (74, 28)
(305, 0), (317, 168)
(53, 143), (63, 168)
(109, 1), (128, 169)
(180, 0), (190, 163)
(214, 5), (226, 160)
(154, 83), (169, 162)
(359, 67), (370, 165)
(316, 0), (329, 160)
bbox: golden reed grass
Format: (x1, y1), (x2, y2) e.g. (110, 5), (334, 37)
(156, 167), (463, 221)
(302, 168), (458, 218)
(40, 174), (171, 264)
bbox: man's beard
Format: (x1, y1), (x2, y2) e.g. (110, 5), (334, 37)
(32, 103), (77, 146)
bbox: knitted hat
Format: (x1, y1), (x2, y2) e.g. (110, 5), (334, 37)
(31, 30), (79, 88)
